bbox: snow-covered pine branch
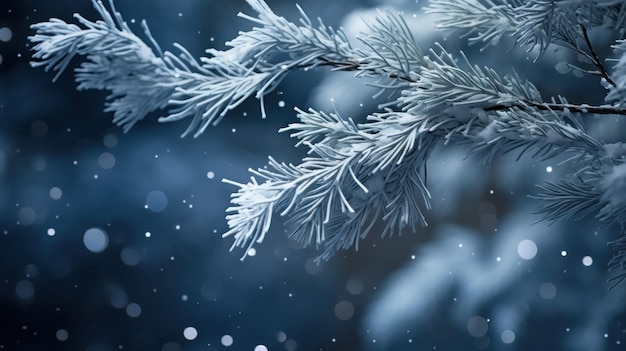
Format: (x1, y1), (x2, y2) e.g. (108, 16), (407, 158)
(29, 0), (427, 137)
(224, 108), (432, 260)
(425, 0), (626, 56)
(533, 162), (626, 288)
(29, 0), (626, 283)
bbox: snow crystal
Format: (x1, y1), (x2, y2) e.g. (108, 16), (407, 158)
(0, 27), (12, 42)
(15, 280), (34, 300)
(103, 134), (118, 148)
(539, 282), (557, 300)
(582, 256), (593, 266)
(346, 278), (364, 295)
(206, 171), (215, 179)
(56, 329), (69, 341)
(30, 120), (48, 137)
(276, 331), (287, 342)
(18, 207), (36, 226)
(254, 345), (269, 351)
(125, 302), (142, 317)
(49, 187), (62, 200)
(109, 287), (128, 309)
(517, 239), (537, 260)
(98, 152), (116, 169)
(335, 301), (355, 320)
(501, 330), (515, 344)
(83, 228), (108, 253)
(183, 327), (198, 340)
(120, 247), (141, 266)
(304, 258), (321, 275)
(146, 190), (168, 212)
(285, 339), (297, 351)
(467, 316), (488, 337)
(47, 228), (55, 236)
(221, 335), (234, 347)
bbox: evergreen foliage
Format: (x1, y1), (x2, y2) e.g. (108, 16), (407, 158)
(29, 0), (626, 284)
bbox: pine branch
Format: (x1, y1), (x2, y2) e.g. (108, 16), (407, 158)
(533, 161), (626, 227)
(29, 0), (626, 269)
(222, 38), (625, 258)
(597, 162), (626, 225)
(398, 45), (610, 163)
(534, 178), (604, 223)
(424, 0), (520, 48)
(29, 0), (430, 137)
(29, 0), (178, 132)
(608, 234), (626, 289)
(426, 0), (626, 60)
(224, 109), (433, 260)
(606, 39), (626, 106)
(30, 0), (626, 140)
(30, 0), (281, 137)
(579, 24), (616, 87)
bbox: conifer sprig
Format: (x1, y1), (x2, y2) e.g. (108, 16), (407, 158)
(29, 0), (626, 282)
(224, 109), (433, 260)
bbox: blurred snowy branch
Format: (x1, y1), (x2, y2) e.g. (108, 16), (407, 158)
(425, 0), (626, 57)
(29, 0), (626, 283)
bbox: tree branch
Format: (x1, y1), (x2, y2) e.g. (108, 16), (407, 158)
(579, 24), (616, 87)
(318, 57), (626, 116)
(486, 101), (626, 115)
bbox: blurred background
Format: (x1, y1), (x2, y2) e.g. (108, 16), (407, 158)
(0, 0), (625, 350)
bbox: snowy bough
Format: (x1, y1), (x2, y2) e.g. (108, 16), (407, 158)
(30, 0), (626, 286)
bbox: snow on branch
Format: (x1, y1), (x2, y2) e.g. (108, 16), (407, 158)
(534, 153), (626, 224)
(30, 0), (178, 132)
(29, 0), (626, 278)
(224, 109), (433, 260)
(535, 160), (626, 285)
(424, 0), (519, 48)
(398, 45), (607, 163)
(607, 39), (626, 106)
(29, 0), (431, 137)
(426, 0), (626, 58)
(402, 44), (543, 113)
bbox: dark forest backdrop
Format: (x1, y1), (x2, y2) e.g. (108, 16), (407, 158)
(1, 0), (625, 350)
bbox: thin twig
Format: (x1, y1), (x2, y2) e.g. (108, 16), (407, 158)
(317, 56), (626, 116)
(486, 101), (626, 115)
(316, 57), (415, 82)
(579, 24), (616, 87)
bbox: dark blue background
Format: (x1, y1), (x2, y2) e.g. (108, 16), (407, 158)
(1, 1), (625, 350)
